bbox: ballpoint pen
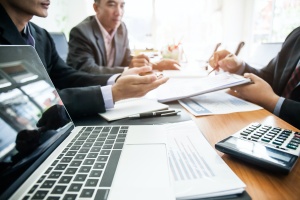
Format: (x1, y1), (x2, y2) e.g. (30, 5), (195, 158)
(128, 110), (181, 119)
(207, 54), (234, 75)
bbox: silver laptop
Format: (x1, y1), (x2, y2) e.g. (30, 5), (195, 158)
(0, 46), (174, 200)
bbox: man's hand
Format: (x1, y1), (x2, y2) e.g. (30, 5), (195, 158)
(121, 65), (153, 76)
(231, 73), (280, 112)
(209, 50), (243, 73)
(112, 74), (169, 102)
(152, 59), (180, 71)
(129, 54), (150, 68)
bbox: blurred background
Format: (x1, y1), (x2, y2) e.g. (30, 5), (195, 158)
(32, 0), (300, 66)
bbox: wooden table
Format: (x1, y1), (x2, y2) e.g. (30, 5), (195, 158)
(191, 108), (300, 200)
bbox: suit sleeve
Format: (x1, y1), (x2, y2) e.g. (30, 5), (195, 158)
(41, 28), (111, 117)
(58, 86), (106, 117)
(67, 25), (125, 74)
(280, 99), (300, 129)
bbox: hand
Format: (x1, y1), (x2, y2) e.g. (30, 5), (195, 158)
(152, 59), (180, 71)
(209, 50), (243, 73)
(112, 74), (169, 102)
(121, 65), (153, 76)
(129, 54), (150, 68)
(231, 73), (280, 112)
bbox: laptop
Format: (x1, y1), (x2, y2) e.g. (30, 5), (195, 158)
(0, 46), (174, 200)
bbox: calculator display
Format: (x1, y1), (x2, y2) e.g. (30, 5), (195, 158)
(216, 136), (298, 174)
(225, 137), (293, 163)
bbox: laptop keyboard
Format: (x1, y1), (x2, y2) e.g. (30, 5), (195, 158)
(23, 126), (128, 200)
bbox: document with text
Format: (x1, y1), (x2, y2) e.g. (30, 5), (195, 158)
(179, 90), (262, 116)
(149, 73), (252, 103)
(164, 121), (245, 199)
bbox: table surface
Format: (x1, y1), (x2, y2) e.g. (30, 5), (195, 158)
(191, 107), (300, 200)
(74, 93), (299, 200)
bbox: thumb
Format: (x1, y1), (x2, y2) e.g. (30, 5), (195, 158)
(243, 73), (258, 82)
(134, 66), (152, 74)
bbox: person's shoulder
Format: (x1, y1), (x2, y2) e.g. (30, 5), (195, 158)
(286, 26), (300, 39)
(75, 16), (95, 28)
(119, 21), (127, 30)
(117, 21), (128, 35)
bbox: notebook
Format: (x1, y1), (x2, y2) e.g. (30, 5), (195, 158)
(0, 46), (246, 200)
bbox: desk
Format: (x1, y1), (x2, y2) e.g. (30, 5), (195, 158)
(74, 98), (299, 200)
(191, 108), (300, 200)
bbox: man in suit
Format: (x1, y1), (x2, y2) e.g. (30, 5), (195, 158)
(209, 27), (300, 129)
(67, 0), (180, 74)
(0, 0), (168, 118)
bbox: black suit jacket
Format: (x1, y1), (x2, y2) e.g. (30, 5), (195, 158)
(67, 16), (131, 74)
(244, 26), (300, 129)
(0, 4), (112, 117)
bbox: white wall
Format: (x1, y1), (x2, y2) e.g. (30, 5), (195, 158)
(220, 0), (255, 59)
(32, 0), (94, 39)
(31, 0), (257, 60)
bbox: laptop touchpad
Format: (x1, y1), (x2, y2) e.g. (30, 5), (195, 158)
(108, 144), (174, 200)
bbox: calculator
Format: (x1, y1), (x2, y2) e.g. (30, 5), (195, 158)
(215, 122), (300, 174)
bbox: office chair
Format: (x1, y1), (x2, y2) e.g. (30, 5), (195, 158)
(49, 32), (68, 62)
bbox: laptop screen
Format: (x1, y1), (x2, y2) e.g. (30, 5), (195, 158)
(0, 46), (73, 195)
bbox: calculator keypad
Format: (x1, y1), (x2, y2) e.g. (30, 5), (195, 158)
(235, 122), (300, 156)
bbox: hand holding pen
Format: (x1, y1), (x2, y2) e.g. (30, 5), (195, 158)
(208, 52), (243, 74)
(208, 42), (245, 75)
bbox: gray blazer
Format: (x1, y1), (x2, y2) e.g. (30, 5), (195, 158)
(67, 16), (132, 74)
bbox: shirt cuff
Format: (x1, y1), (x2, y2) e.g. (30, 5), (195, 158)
(236, 61), (246, 75)
(101, 85), (114, 109)
(273, 97), (285, 116)
(107, 73), (121, 85)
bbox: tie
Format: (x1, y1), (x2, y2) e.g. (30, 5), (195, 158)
(21, 26), (35, 47)
(282, 59), (300, 98)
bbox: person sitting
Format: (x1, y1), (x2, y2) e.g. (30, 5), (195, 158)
(67, 0), (180, 75)
(209, 26), (300, 129)
(0, 0), (168, 118)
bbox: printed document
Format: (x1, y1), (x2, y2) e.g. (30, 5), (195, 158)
(149, 73), (252, 102)
(179, 90), (262, 116)
(165, 121), (245, 199)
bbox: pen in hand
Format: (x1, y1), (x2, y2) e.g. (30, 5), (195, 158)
(207, 53), (234, 75)
(128, 110), (181, 119)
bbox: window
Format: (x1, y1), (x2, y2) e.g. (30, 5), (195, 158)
(252, 0), (300, 43)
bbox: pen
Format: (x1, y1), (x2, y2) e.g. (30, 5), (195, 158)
(207, 53), (234, 75)
(128, 110), (180, 119)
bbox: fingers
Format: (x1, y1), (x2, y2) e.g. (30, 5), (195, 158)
(243, 73), (259, 82)
(133, 65), (152, 73)
(135, 54), (150, 61)
(153, 59), (181, 71)
(124, 65), (152, 75)
(112, 74), (169, 102)
(130, 54), (150, 67)
(210, 50), (231, 68)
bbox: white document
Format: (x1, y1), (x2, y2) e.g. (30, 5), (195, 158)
(149, 73), (252, 103)
(99, 98), (169, 121)
(165, 121), (245, 199)
(179, 90), (262, 116)
(162, 68), (208, 78)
